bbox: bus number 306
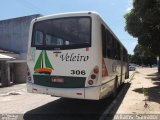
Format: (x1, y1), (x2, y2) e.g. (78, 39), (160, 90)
(71, 70), (86, 75)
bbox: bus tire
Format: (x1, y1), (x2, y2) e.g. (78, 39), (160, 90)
(125, 72), (129, 79)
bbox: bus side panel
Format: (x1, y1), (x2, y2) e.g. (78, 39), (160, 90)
(98, 16), (128, 99)
(100, 58), (114, 99)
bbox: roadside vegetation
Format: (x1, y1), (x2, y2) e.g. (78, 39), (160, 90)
(142, 87), (150, 109)
(124, 0), (160, 73)
(129, 70), (139, 81)
(128, 45), (157, 67)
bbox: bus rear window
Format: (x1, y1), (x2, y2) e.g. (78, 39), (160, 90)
(31, 17), (91, 50)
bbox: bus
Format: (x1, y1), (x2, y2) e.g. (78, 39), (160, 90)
(27, 12), (129, 100)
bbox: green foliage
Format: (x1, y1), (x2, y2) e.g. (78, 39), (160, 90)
(124, 0), (160, 56)
(124, 9), (142, 37)
(129, 45), (157, 66)
(142, 87), (148, 97)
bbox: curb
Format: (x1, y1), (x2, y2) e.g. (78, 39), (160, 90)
(99, 71), (136, 120)
(99, 82), (129, 120)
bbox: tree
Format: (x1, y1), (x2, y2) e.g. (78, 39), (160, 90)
(128, 45), (157, 66)
(124, 0), (160, 72)
(132, 45), (157, 66)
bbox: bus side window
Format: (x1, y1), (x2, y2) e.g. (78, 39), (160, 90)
(106, 30), (112, 59)
(123, 48), (127, 62)
(113, 38), (121, 60)
(101, 25), (107, 58)
(117, 42), (121, 60)
(112, 37), (116, 59)
(114, 39), (117, 60)
(115, 41), (120, 60)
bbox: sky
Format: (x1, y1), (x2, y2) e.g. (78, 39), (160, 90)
(0, 0), (137, 54)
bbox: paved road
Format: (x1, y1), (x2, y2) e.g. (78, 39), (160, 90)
(0, 84), (26, 94)
(0, 87), (115, 120)
(0, 71), (134, 120)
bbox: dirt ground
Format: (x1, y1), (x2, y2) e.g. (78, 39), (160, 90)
(116, 67), (160, 114)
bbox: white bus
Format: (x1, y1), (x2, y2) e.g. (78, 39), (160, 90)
(27, 12), (129, 100)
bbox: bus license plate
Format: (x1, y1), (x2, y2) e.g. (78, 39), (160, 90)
(52, 78), (64, 83)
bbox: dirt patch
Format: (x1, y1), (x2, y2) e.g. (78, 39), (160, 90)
(116, 68), (160, 114)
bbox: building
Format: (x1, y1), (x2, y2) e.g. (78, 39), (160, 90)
(0, 14), (41, 87)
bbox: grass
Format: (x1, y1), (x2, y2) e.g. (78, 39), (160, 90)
(128, 70), (140, 83)
(135, 70), (140, 74)
(142, 87), (150, 110)
(130, 71), (137, 81)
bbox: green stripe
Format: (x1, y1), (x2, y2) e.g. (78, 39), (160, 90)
(34, 51), (43, 70)
(33, 74), (86, 88)
(44, 50), (53, 69)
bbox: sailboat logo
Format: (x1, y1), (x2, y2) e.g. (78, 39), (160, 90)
(34, 50), (54, 74)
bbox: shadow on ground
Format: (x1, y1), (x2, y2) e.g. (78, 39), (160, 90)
(133, 72), (160, 104)
(23, 83), (130, 120)
(23, 98), (112, 120)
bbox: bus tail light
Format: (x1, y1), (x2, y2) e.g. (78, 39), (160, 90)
(91, 74), (96, 79)
(102, 59), (108, 77)
(27, 68), (32, 82)
(87, 66), (99, 86)
(94, 67), (99, 74)
(88, 80), (94, 85)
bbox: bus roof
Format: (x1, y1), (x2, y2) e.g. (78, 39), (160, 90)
(32, 11), (98, 22)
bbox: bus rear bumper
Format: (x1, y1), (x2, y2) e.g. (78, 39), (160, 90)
(27, 83), (100, 100)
